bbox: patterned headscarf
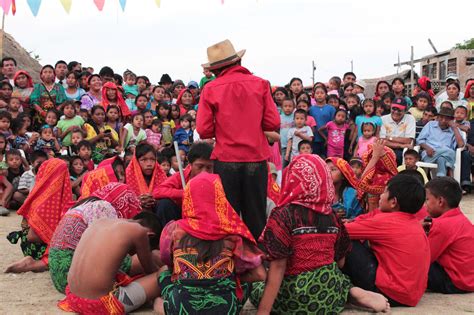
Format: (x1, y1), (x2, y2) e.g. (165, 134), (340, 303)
(13, 70), (33, 88)
(126, 154), (167, 196)
(81, 156), (121, 198)
(359, 144), (398, 196)
(177, 173), (255, 243)
(326, 157), (359, 189)
(278, 154), (335, 215)
(90, 182), (141, 219)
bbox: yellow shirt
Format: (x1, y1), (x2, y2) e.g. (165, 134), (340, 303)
(408, 107), (424, 121)
(84, 123), (119, 150)
(397, 165), (428, 184)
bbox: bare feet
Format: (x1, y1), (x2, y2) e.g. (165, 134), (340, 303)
(349, 287), (390, 313)
(4, 256), (48, 273)
(153, 297), (165, 315)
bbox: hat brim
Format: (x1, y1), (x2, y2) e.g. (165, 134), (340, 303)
(391, 104), (407, 110)
(202, 49), (246, 71)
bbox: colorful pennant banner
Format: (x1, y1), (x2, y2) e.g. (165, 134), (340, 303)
(59, 0), (72, 13)
(27, 0), (41, 16)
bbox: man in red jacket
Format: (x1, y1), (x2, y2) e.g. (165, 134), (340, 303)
(153, 142), (213, 227)
(196, 39), (280, 240)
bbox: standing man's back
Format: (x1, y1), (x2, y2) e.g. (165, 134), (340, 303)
(197, 39), (280, 239)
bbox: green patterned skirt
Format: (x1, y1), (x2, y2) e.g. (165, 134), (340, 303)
(250, 262), (351, 315)
(7, 229), (47, 260)
(159, 270), (250, 315)
(49, 248), (133, 294)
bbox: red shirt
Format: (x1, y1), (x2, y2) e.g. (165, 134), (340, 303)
(196, 65), (280, 162)
(429, 208), (474, 291)
(152, 166), (191, 207)
(345, 212), (430, 306)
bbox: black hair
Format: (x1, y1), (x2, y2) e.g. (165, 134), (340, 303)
(62, 100), (76, 112)
(446, 81), (460, 92)
(343, 82), (354, 91)
(99, 66), (114, 78)
(66, 70), (80, 81)
(361, 122), (376, 135)
(343, 72), (356, 80)
(114, 74), (123, 86)
(398, 169), (425, 186)
(77, 140), (92, 150)
(67, 61), (79, 72)
(345, 93), (360, 104)
(55, 60), (67, 68)
(30, 150), (48, 164)
(1, 57), (17, 67)
(87, 74), (101, 85)
(1, 81), (13, 90)
(136, 76), (151, 87)
(180, 233), (224, 263)
(170, 103), (180, 119)
(375, 80), (391, 95)
(11, 118), (26, 135)
(41, 64), (55, 75)
(392, 77), (407, 96)
(0, 111), (12, 122)
(133, 212), (163, 249)
(273, 87), (289, 98)
(89, 105), (106, 134)
(160, 147), (176, 159)
(454, 105), (468, 114)
(298, 139), (312, 150)
(335, 108), (348, 119)
(387, 174), (425, 214)
(151, 118), (162, 127)
(329, 76), (342, 89)
(157, 154), (170, 165)
(180, 114), (193, 123)
(294, 109), (307, 118)
(296, 92), (311, 103)
(6, 148), (21, 158)
(313, 83), (328, 95)
(362, 98), (376, 116)
(135, 143), (155, 159)
(349, 158), (363, 168)
(187, 142), (213, 164)
(135, 94), (149, 108)
(425, 177), (462, 208)
(381, 92), (395, 102)
(424, 106), (438, 115)
(69, 156), (86, 177)
(326, 94), (340, 104)
(404, 149), (420, 159)
(416, 91), (432, 106)
(281, 97), (295, 106)
(289, 77), (303, 86)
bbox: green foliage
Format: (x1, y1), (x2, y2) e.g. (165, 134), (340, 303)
(455, 38), (474, 49)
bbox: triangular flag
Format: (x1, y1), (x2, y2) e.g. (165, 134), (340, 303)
(27, 0), (41, 16)
(11, 0), (16, 15)
(94, 0), (105, 11)
(221, 0), (224, 3)
(1, 0), (12, 15)
(59, 0), (72, 13)
(154, 0), (160, 8)
(119, 0), (126, 11)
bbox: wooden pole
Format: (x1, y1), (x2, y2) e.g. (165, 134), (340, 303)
(0, 12), (5, 58)
(410, 46), (414, 95)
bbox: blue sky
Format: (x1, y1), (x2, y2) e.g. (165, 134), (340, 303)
(5, 0), (473, 86)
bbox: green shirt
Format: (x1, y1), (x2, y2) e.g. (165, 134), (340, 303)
(57, 116), (85, 146)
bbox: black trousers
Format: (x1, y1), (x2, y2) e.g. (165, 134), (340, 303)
(214, 160), (267, 240)
(393, 148), (404, 166)
(428, 262), (467, 294)
(342, 241), (406, 307)
(154, 198), (182, 228)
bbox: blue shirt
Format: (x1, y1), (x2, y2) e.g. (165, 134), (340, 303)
(355, 115), (382, 138)
(416, 121), (461, 158)
(309, 104), (336, 142)
(332, 187), (363, 219)
(280, 113), (294, 148)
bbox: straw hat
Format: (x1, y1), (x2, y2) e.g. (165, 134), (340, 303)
(202, 39), (246, 70)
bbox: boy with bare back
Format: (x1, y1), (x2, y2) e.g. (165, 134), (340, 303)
(58, 212), (162, 314)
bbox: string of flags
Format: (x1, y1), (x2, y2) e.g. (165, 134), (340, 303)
(0, 0), (237, 17)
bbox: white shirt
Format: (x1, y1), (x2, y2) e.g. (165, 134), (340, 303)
(380, 113), (416, 139)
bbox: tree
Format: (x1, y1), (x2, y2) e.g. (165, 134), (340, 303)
(454, 38), (474, 49)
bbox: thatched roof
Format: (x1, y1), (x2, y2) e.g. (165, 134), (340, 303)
(2, 32), (42, 82)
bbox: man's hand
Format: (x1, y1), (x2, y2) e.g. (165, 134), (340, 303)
(425, 146), (435, 157)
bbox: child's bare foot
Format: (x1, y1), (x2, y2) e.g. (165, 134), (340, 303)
(349, 287), (390, 313)
(153, 297), (165, 315)
(4, 256), (47, 273)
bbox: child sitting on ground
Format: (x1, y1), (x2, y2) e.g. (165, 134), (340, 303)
(343, 173), (430, 307)
(35, 125), (61, 158)
(63, 129), (84, 157)
(424, 177), (474, 293)
(145, 118), (162, 152)
(69, 156), (87, 198)
(285, 109), (313, 161)
(397, 149), (428, 184)
(173, 114), (193, 153)
(58, 213), (162, 314)
(298, 139), (313, 155)
(77, 140), (94, 171)
(120, 113), (147, 153)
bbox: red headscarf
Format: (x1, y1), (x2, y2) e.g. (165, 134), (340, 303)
(13, 70), (33, 88)
(81, 157), (121, 198)
(267, 163), (280, 205)
(17, 159), (73, 244)
(90, 182), (141, 218)
(177, 173), (255, 243)
(278, 154), (335, 215)
(464, 80), (474, 99)
(101, 81), (131, 117)
(326, 157), (360, 189)
(176, 88), (196, 116)
(417, 76), (435, 101)
(126, 155), (167, 196)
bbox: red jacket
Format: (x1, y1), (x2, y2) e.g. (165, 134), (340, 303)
(429, 208), (474, 291)
(196, 65), (280, 162)
(345, 211), (430, 306)
(152, 166), (191, 207)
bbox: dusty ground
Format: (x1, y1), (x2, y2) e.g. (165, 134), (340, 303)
(1, 197), (473, 315)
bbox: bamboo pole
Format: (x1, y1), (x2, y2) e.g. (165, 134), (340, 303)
(0, 12), (5, 58)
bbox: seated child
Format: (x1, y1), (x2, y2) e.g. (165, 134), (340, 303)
(11, 150), (48, 209)
(145, 118), (163, 152)
(8, 97), (21, 120)
(77, 140), (94, 171)
(409, 92), (431, 121)
(11, 118), (35, 153)
(251, 155), (389, 314)
(173, 114), (193, 153)
(349, 157), (364, 179)
(297, 139), (313, 155)
(156, 173), (266, 315)
(454, 105), (470, 134)
(6, 149), (25, 199)
(343, 174), (430, 307)
(157, 155), (171, 177)
(424, 177), (474, 293)
(63, 129), (84, 156)
(416, 106), (437, 139)
(80, 156), (125, 198)
(35, 125), (61, 158)
(69, 156), (87, 198)
(58, 213), (162, 314)
(120, 112), (146, 153)
(397, 149), (428, 184)
(286, 109), (314, 161)
(353, 122), (376, 158)
(327, 157), (363, 219)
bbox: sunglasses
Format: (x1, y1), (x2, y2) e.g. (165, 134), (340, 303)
(391, 107), (403, 112)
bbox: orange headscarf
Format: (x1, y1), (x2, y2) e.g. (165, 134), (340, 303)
(17, 159), (73, 244)
(101, 81), (131, 117)
(326, 157), (360, 189)
(126, 155), (167, 196)
(178, 173), (255, 243)
(359, 145), (398, 196)
(81, 157), (121, 198)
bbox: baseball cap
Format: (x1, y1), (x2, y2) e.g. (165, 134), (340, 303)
(354, 80), (366, 90)
(187, 81), (199, 89)
(445, 73), (458, 82)
(391, 97), (408, 110)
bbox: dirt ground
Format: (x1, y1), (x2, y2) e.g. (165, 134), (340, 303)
(1, 197), (473, 315)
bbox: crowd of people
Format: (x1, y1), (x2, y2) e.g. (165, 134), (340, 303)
(1, 38), (473, 314)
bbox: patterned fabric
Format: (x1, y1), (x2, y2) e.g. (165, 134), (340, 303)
(125, 155), (167, 196)
(17, 159), (72, 245)
(326, 157), (359, 190)
(267, 163), (280, 205)
(49, 248), (132, 294)
(58, 285), (125, 315)
(250, 262), (351, 314)
(7, 229), (47, 260)
(159, 270), (250, 315)
(101, 82), (131, 117)
(178, 173), (255, 243)
(359, 145), (398, 197)
(278, 154), (335, 215)
(30, 83), (67, 125)
(260, 204), (351, 276)
(81, 157), (119, 198)
(90, 183), (141, 219)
